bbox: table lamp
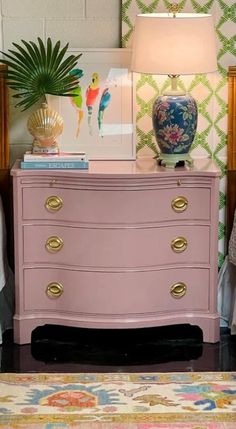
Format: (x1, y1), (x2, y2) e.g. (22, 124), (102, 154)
(131, 9), (217, 168)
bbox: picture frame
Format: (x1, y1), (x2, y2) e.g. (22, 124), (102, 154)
(48, 48), (135, 160)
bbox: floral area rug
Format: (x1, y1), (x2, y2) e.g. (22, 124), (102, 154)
(0, 372), (235, 428)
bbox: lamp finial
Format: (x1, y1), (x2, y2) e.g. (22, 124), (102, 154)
(169, 2), (180, 18)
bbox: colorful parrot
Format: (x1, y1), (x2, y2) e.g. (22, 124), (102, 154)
(86, 72), (100, 134)
(97, 88), (111, 133)
(69, 68), (84, 138)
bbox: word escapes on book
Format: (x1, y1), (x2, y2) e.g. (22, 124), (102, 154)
(21, 160), (89, 170)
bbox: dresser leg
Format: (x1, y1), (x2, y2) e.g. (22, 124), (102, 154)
(13, 317), (33, 345)
(200, 317), (220, 343)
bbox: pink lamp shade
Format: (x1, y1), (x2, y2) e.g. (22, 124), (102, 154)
(131, 13), (217, 76)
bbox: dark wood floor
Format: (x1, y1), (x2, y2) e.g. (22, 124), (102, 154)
(1, 324), (235, 373)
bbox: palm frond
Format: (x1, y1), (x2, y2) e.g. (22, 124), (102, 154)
(0, 37), (82, 110)
(0, 52), (36, 75)
(46, 38), (52, 70)
(21, 40), (40, 65)
(37, 37), (47, 67)
(8, 47), (35, 70)
(47, 40), (61, 71)
(50, 42), (69, 74)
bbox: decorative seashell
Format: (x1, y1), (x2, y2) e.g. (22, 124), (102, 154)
(27, 103), (64, 147)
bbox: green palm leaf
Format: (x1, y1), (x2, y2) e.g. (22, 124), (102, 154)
(50, 42), (69, 73)
(38, 37), (47, 67)
(8, 46), (35, 71)
(0, 52), (37, 77)
(52, 57), (81, 82)
(47, 40), (61, 72)
(21, 40), (41, 66)
(27, 40), (44, 73)
(46, 38), (52, 70)
(0, 37), (82, 110)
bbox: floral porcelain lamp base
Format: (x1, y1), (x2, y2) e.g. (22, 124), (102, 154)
(152, 82), (198, 169)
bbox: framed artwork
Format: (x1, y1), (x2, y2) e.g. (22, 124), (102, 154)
(48, 48), (135, 160)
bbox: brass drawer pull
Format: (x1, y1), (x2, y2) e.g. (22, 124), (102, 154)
(46, 236), (64, 253)
(171, 196), (188, 213)
(45, 195), (63, 212)
(46, 282), (64, 298)
(170, 282), (187, 299)
(171, 236), (188, 253)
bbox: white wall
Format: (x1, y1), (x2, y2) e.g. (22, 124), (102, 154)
(0, 0), (121, 162)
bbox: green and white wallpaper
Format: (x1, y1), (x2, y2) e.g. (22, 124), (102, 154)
(121, 0), (236, 267)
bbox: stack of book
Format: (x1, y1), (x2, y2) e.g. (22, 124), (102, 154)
(20, 151), (89, 170)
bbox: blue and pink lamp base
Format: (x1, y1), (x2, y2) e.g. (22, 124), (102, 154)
(152, 77), (198, 168)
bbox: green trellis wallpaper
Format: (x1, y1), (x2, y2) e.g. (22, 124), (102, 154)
(121, 0), (236, 267)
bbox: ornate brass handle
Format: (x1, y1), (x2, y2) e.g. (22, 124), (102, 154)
(171, 196), (188, 213)
(46, 282), (64, 298)
(171, 236), (188, 253)
(45, 195), (63, 212)
(46, 236), (64, 253)
(170, 282), (187, 299)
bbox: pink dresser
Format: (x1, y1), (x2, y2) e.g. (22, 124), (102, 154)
(11, 158), (220, 344)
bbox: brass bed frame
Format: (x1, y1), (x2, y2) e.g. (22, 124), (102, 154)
(227, 66), (236, 244)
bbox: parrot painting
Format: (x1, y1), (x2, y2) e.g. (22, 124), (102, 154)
(69, 68), (84, 138)
(86, 72), (100, 135)
(97, 88), (111, 135)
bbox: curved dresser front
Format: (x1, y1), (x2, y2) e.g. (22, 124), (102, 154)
(11, 158), (220, 344)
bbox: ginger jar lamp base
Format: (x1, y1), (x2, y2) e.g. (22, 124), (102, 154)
(152, 76), (198, 169)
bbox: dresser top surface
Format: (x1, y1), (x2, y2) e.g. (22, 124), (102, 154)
(11, 158), (220, 178)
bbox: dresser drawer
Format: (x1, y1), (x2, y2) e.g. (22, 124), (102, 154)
(22, 186), (211, 224)
(23, 224), (210, 267)
(23, 267), (210, 314)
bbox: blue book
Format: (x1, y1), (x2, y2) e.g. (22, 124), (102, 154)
(20, 160), (89, 170)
